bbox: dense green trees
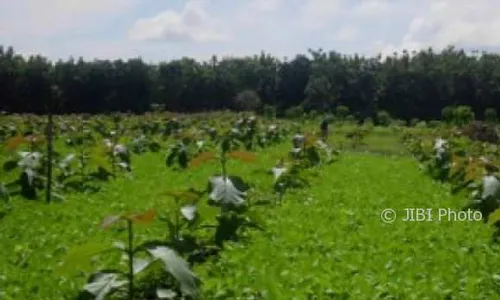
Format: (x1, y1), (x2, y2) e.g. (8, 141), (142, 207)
(1, 45), (500, 121)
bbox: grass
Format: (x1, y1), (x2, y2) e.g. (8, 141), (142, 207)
(2, 126), (500, 299)
(196, 154), (500, 299)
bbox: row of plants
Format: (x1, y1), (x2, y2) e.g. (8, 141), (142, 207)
(1, 113), (339, 299)
(0, 114), (294, 202)
(401, 126), (500, 234)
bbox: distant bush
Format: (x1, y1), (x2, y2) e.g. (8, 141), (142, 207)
(345, 115), (356, 124)
(415, 121), (427, 128)
(409, 118), (419, 127)
(441, 106), (454, 124)
(234, 89), (261, 111)
(150, 103), (165, 112)
(392, 120), (406, 127)
(307, 109), (319, 119)
(376, 110), (391, 126)
(263, 105), (276, 119)
(454, 106), (475, 126)
(485, 108), (497, 123)
(428, 120), (442, 128)
(284, 106), (304, 118)
(336, 105), (349, 122)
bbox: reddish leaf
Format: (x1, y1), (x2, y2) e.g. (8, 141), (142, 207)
(227, 151), (257, 163)
(189, 152), (216, 168)
(126, 209), (156, 224)
(6, 136), (26, 151)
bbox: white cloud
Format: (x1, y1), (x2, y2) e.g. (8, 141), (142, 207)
(3, 0), (500, 61)
(352, 0), (391, 17)
(0, 0), (136, 37)
(301, 0), (344, 29)
(128, 1), (228, 43)
(383, 0), (500, 55)
(333, 26), (359, 41)
(249, 0), (283, 11)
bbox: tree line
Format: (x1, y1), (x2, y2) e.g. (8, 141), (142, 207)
(1, 45), (500, 121)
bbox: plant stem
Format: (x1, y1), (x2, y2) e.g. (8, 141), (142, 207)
(127, 220), (134, 300)
(46, 111), (53, 203)
(175, 198), (180, 240)
(79, 120), (86, 189)
(79, 146), (85, 189)
(221, 152), (227, 179)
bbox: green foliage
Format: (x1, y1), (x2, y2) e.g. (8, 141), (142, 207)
(427, 120), (442, 128)
(442, 106), (455, 124)
(335, 105), (349, 122)
(408, 118), (418, 127)
(6, 112), (500, 299)
(5, 45), (500, 124)
(485, 108), (497, 123)
(233, 90), (261, 112)
(454, 106), (475, 126)
(345, 127), (369, 149)
(262, 105), (276, 120)
(3, 151), (45, 199)
(284, 106), (304, 119)
(59, 209), (201, 299)
(376, 110), (391, 126)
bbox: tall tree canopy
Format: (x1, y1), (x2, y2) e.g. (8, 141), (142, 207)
(1, 45), (500, 121)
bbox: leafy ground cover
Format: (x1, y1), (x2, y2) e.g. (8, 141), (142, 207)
(2, 116), (500, 299)
(3, 142), (500, 299)
(196, 153), (500, 299)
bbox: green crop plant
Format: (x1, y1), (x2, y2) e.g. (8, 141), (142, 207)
(58, 209), (201, 300)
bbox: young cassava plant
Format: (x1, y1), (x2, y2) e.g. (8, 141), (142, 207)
(189, 134), (264, 247)
(157, 190), (221, 263)
(58, 209), (201, 300)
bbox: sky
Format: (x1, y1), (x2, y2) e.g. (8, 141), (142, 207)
(1, 0), (500, 62)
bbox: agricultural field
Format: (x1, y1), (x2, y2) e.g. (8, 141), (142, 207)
(2, 112), (500, 300)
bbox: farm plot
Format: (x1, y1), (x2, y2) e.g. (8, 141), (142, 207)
(1, 116), (500, 299)
(196, 154), (500, 299)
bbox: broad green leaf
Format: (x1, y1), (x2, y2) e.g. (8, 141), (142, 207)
(157, 289), (177, 299)
(208, 176), (246, 206)
(166, 148), (178, 167)
(178, 146), (188, 169)
(57, 242), (114, 275)
(0, 183), (9, 202)
(180, 205), (197, 221)
(147, 246), (201, 297)
(90, 147), (112, 171)
(84, 272), (127, 300)
(3, 160), (18, 172)
(482, 175), (500, 199)
(488, 209), (500, 226)
(58, 153), (76, 169)
(133, 257), (153, 275)
(117, 162), (130, 170)
(271, 166), (287, 181)
(23, 169), (36, 187)
(18, 152), (42, 170)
